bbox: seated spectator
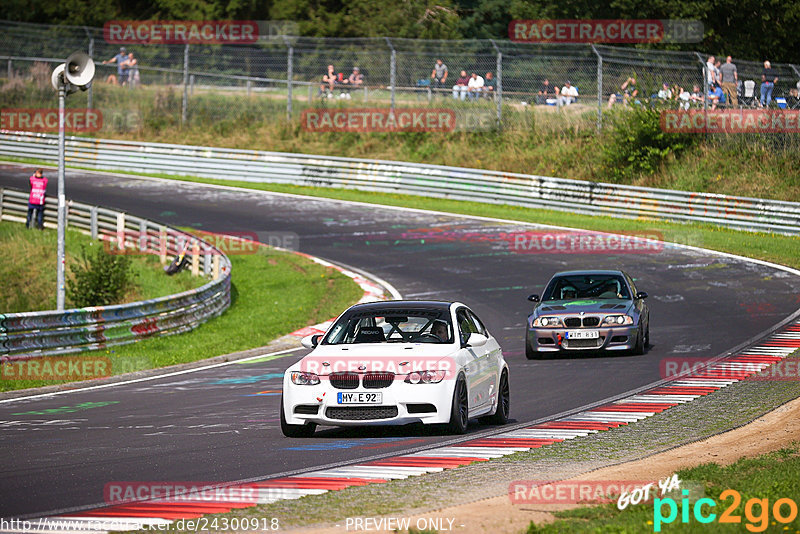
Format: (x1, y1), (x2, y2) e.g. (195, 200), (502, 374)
(708, 84), (726, 110)
(348, 67), (364, 87)
(537, 78), (555, 104)
(483, 72), (496, 98)
(608, 77), (637, 107)
(676, 86), (691, 109)
(467, 72), (484, 101)
(452, 70), (469, 100)
(689, 85), (704, 106)
(657, 83), (672, 100)
(558, 80), (578, 106)
(320, 64), (337, 97)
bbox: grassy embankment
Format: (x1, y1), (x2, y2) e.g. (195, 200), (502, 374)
(0, 221), (362, 392)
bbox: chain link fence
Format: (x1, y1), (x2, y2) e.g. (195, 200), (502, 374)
(1, 20), (799, 144)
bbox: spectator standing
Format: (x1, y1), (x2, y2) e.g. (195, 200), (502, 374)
(761, 60), (778, 107)
(102, 47), (129, 85)
(452, 70), (469, 100)
(431, 59), (448, 96)
(558, 80), (578, 106)
(537, 79), (555, 104)
(27, 168), (47, 230)
(467, 72), (484, 101)
(483, 72), (496, 98)
(124, 52), (139, 88)
(719, 56), (738, 108)
(705, 56), (716, 87)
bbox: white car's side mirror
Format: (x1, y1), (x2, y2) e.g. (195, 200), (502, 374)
(466, 333), (488, 347)
(301, 334), (321, 349)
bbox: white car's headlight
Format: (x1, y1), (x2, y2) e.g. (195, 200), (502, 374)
(602, 315), (633, 326)
(404, 370), (446, 384)
(291, 371), (320, 385)
(533, 316), (563, 328)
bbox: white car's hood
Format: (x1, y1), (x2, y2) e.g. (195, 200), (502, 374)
(296, 343), (458, 375)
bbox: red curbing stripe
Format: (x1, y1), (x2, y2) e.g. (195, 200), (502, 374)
(727, 356), (783, 362)
(74, 510), (206, 519)
(554, 420), (629, 427)
(647, 387), (718, 395)
(253, 481), (361, 490)
(462, 438), (562, 447)
(283, 477), (388, 484)
(602, 403), (677, 409)
(365, 459), (477, 468)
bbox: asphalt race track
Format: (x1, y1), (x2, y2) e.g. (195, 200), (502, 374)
(2, 164), (799, 518)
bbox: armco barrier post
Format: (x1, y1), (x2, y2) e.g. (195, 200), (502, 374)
(213, 255), (220, 279)
(90, 205), (98, 239)
(191, 239), (200, 276)
(116, 212), (125, 250)
(159, 226), (167, 264)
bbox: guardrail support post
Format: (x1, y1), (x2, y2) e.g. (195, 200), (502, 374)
(386, 38), (396, 112)
(246, 79), (251, 96)
(285, 38), (294, 121)
(90, 205), (98, 239)
(591, 45), (603, 131)
(181, 44), (189, 126)
(116, 212), (125, 250)
(159, 226), (168, 264)
(204, 249), (212, 276)
(491, 40), (503, 128)
(139, 219), (148, 253)
(212, 255), (220, 280)
(191, 239), (200, 276)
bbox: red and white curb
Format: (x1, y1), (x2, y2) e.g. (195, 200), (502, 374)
(14, 322), (800, 533)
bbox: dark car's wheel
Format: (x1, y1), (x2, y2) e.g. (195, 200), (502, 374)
(525, 341), (541, 360)
(447, 376), (469, 434)
(631, 325), (645, 355)
(280, 396), (316, 438)
(482, 370), (509, 425)
(644, 322), (651, 347)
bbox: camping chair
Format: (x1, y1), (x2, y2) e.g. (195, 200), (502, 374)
(741, 80), (757, 108)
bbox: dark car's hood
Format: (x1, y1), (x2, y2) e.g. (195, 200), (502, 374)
(534, 299), (633, 315)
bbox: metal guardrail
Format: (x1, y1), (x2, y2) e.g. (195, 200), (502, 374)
(1, 131), (799, 234)
(0, 186), (232, 359)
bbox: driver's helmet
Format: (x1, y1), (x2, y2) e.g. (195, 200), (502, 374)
(561, 286), (578, 299)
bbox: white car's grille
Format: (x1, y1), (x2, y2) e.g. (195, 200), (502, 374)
(325, 406), (399, 420)
(363, 372), (394, 389)
(329, 372), (359, 389)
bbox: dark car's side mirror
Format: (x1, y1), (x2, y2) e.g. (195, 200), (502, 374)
(528, 294), (540, 302)
(636, 291), (648, 300)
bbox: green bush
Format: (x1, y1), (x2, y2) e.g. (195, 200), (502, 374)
(66, 244), (134, 308)
(602, 106), (697, 181)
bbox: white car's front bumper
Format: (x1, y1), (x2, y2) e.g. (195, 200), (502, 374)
(282, 374), (457, 427)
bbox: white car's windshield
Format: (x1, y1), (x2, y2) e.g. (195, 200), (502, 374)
(323, 309), (453, 344)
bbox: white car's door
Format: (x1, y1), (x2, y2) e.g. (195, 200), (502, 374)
(456, 308), (492, 412)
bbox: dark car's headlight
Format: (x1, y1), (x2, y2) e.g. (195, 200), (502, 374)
(602, 315), (634, 326)
(532, 316), (564, 328)
(291, 371), (320, 385)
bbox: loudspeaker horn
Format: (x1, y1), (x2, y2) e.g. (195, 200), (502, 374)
(64, 51), (95, 87)
(51, 63), (66, 90)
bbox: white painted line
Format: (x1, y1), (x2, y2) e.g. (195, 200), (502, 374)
(626, 394), (700, 402)
(672, 380), (740, 387)
(0, 347), (303, 405)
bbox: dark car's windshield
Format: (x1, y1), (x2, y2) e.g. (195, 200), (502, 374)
(542, 274), (631, 301)
(323, 308), (453, 344)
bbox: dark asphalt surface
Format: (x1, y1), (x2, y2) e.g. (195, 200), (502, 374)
(2, 164), (799, 518)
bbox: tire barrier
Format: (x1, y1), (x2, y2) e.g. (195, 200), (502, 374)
(0, 188), (231, 360)
(1, 130), (799, 234)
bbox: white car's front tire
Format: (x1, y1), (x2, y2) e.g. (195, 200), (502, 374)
(280, 396), (316, 438)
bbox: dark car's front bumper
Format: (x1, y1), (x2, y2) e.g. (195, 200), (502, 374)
(527, 325), (639, 352)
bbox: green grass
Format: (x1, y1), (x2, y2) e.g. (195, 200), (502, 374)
(0, 221), (200, 313)
(1, 245), (363, 392)
(527, 444), (800, 533)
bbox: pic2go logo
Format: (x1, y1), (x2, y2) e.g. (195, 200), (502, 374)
(653, 489), (799, 532)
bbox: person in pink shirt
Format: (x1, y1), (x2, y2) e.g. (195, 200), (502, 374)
(27, 168), (48, 230)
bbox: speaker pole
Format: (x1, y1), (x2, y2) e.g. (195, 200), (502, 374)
(56, 82), (66, 311)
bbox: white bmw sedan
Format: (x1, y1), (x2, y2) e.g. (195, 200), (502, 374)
(281, 301), (509, 437)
